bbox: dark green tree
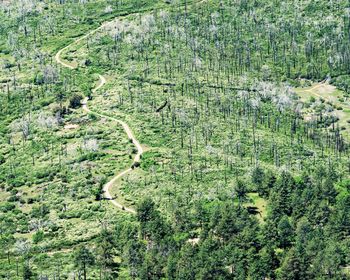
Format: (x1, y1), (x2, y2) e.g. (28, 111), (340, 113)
(69, 93), (83, 109)
(251, 166), (265, 193)
(277, 215), (294, 248)
(249, 246), (278, 279)
(23, 263), (32, 280)
(73, 246), (95, 280)
(278, 248), (303, 280)
(234, 179), (248, 206)
(96, 227), (118, 279)
(124, 240), (145, 280)
(137, 198), (170, 241)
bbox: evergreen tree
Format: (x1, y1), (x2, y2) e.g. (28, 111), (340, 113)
(251, 166), (265, 193)
(96, 227), (118, 279)
(234, 179), (248, 206)
(277, 215), (294, 249)
(22, 263), (33, 280)
(73, 246), (95, 280)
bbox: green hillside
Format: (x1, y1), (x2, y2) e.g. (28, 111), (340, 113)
(1, 0), (350, 279)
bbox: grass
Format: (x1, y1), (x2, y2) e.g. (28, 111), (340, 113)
(247, 192), (267, 221)
(295, 82), (350, 137)
(1, 0), (350, 278)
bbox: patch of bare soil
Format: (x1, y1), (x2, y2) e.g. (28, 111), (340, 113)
(313, 84), (336, 95)
(64, 123), (79, 130)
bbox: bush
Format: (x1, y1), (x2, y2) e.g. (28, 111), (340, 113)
(3, 59), (14, 69)
(69, 94), (84, 109)
(0, 202), (15, 212)
(34, 73), (45, 85)
(31, 204), (50, 218)
(0, 154), (5, 164)
(35, 168), (54, 180)
(84, 59), (92, 66)
(132, 161), (141, 169)
(81, 211), (93, 220)
(7, 177), (25, 188)
(7, 195), (19, 202)
(33, 230), (45, 244)
(27, 197), (37, 204)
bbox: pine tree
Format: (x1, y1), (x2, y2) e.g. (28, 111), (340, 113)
(73, 246), (95, 280)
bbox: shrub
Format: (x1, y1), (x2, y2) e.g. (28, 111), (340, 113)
(33, 230), (45, 243)
(0, 154), (5, 164)
(7, 195), (19, 202)
(0, 202), (15, 212)
(69, 94), (84, 109)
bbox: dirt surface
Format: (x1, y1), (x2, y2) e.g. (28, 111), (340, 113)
(56, 35), (143, 214)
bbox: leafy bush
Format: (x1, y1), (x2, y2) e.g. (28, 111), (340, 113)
(33, 230), (45, 244)
(0, 202), (15, 212)
(69, 94), (84, 109)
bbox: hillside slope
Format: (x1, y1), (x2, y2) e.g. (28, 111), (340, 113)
(1, 0), (349, 279)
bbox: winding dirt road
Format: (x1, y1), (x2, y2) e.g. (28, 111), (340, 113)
(304, 81), (328, 100)
(56, 27), (142, 214)
(55, 1), (207, 213)
(300, 79), (338, 103)
(55, 21), (112, 69)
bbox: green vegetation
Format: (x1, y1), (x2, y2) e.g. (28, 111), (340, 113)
(1, 0), (350, 279)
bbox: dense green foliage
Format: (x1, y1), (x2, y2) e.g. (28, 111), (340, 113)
(1, 0), (350, 279)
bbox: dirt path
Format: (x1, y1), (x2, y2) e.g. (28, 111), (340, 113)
(304, 81), (328, 100)
(82, 93), (142, 214)
(55, 1), (207, 213)
(56, 37), (142, 215)
(55, 22), (112, 69)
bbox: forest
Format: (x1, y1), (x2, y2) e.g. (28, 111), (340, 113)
(0, 0), (350, 279)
